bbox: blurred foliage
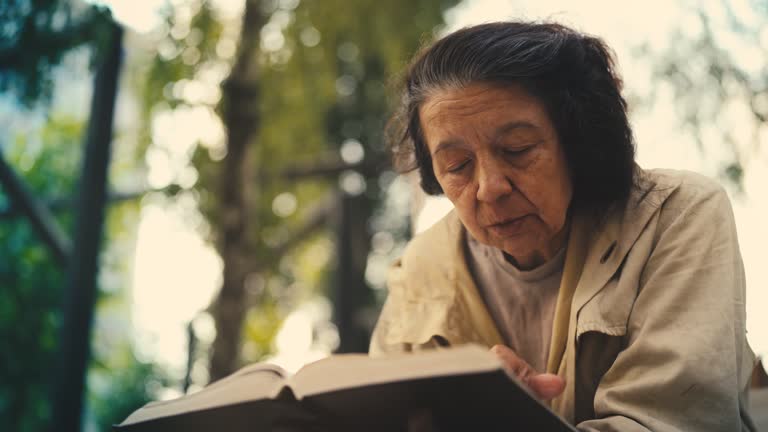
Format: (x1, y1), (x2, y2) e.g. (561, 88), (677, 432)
(242, 299), (284, 360)
(0, 117), (80, 432)
(88, 348), (165, 432)
(0, 114), (157, 431)
(1, 2), (163, 430)
(2, 0), (458, 427)
(646, 0), (768, 188)
(0, 0), (113, 105)
(134, 0), (458, 376)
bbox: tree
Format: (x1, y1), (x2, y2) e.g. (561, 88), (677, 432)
(208, 0), (266, 382)
(0, 0), (112, 105)
(0, 115), (156, 431)
(1, 2), (165, 430)
(203, 0), (461, 376)
(0, 118), (80, 432)
(645, 0), (768, 187)
(136, 0), (459, 383)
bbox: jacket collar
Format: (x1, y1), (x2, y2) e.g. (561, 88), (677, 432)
(571, 170), (679, 316)
(446, 212), (505, 347)
(395, 169), (681, 352)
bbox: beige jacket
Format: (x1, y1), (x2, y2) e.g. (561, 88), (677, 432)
(370, 168), (756, 431)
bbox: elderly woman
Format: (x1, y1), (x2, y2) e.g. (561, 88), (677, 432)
(369, 22), (756, 431)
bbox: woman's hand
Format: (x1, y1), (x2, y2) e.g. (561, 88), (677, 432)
(490, 344), (565, 400)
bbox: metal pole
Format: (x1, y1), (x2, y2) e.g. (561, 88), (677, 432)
(333, 192), (374, 353)
(49, 22), (123, 432)
(0, 149), (71, 265)
(0, 188), (153, 219)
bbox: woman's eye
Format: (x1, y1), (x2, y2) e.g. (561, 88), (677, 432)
(503, 146), (532, 156)
(447, 159), (471, 173)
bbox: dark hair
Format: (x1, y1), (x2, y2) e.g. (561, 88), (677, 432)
(389, 21), (636, 210)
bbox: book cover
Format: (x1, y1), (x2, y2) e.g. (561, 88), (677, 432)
(116, 344), (576, 431)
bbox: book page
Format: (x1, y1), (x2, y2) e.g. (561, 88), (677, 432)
(286, 343), (503, 399)
(287, 345), (575, 431)
(119, 362), (288, 426)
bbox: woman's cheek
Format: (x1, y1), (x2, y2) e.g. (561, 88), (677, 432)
(444, 177), (473, 202)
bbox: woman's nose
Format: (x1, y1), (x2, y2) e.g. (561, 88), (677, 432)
(476, 159), (513, 203)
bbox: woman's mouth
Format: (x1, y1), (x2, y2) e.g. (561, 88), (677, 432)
(486, 215), (529, 237)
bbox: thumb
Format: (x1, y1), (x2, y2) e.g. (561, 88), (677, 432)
(527, 373), (565, 400)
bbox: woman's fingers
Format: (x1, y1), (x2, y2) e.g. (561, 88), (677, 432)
(490, 344), (535, 382)
(490, 344), (565, 400)
(528, 373), (566, 400)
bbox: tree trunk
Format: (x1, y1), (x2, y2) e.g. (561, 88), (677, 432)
(208, 0), (264, 382)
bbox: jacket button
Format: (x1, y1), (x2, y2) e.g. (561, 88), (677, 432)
(600, 241), (617, 264)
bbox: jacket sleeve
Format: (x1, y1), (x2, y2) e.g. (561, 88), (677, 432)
(369, 270), (409, 356)
(368, 259), (443, 356)
(578, 183), (755, 431)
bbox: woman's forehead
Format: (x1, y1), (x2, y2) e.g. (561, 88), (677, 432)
(419, 83), (554, 142)
(422, 83), (546, 117)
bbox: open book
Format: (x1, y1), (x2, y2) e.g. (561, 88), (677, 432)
(116, 344), (576, 431)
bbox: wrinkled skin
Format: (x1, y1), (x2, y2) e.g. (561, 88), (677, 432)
(420, 82), (571, 399)
(420, 82), (573, 271)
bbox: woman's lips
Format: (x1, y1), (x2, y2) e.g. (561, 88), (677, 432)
(486, 215), (529, 237)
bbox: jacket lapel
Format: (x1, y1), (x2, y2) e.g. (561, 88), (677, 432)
(447, 212), (505, 347)
(550, 171), (681, 421)
(546, 211), (591, 375)
(571, 172), (678, 317)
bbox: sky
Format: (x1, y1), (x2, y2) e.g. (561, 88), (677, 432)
(93, 0), (768, 375)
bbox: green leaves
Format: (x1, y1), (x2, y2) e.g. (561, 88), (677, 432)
(0, 113), (148, 431)
(0, 0), (113, 106)
(0, 117), (80, 431)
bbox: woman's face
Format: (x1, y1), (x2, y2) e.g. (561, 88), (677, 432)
(420, 82), (573, 269)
